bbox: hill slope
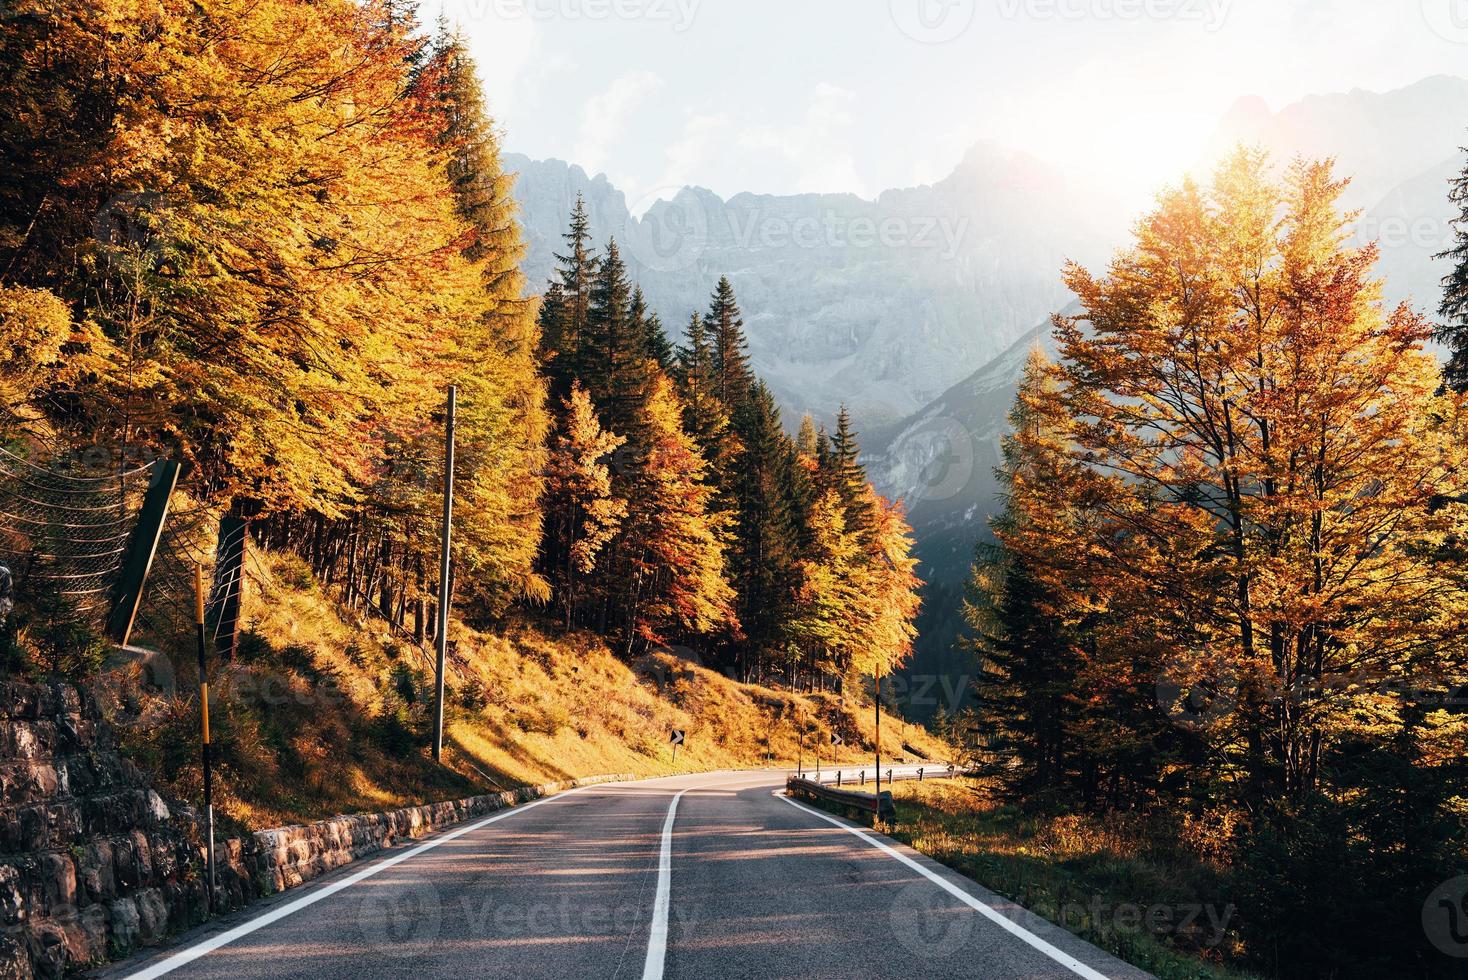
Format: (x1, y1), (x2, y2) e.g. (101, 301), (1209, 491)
(118, 549), (949, 832)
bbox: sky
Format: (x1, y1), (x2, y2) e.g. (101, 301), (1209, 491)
(439, 0), (1468, 215)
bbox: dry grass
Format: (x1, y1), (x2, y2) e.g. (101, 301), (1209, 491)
(880, 779), (1259, 980)
(116, 548), (951, 832)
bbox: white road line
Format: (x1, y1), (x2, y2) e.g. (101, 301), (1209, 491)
(777, 792), (1112, 980)
(641, 788), (690, 980)
(124, 785), (599, 979)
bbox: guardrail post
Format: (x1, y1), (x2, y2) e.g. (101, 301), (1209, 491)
(836, 771), (841, 786)
(918, 767), (924, 781)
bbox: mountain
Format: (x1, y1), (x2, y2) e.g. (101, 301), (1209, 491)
(871, 77), (1468, 718)
(504, 144), (1121, 430)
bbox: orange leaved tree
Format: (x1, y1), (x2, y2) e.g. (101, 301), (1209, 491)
(1004, 148), (1468, 801)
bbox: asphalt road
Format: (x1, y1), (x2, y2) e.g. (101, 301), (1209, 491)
(106, 771), (1153, 980)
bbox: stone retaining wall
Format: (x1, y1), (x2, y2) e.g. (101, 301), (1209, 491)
(0, 676), (629, 978)
(0, 681), (206, 979)
(228, 773), (631, 897)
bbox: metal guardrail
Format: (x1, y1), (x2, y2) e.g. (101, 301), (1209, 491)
(786, 777), (895, 823)
(792, 763), (957, 788)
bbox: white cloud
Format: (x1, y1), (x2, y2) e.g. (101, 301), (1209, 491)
(623, 111), (732, 213)
(443, 1), (541, 119)
(738, 83), (866, 197)
(573, 70), (665, 177)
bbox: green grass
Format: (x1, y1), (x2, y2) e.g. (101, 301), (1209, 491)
(879, 780), (1261, 980)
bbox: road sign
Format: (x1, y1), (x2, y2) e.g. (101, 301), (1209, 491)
(670, 729), (685, 745)
(830, 733), (843, 746)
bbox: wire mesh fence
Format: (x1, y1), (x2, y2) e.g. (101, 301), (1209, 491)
(0, 446), (155, 626)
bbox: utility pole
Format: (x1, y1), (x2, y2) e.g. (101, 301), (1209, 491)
(193, 565), (215, 911)
(432, 385), (456, 763)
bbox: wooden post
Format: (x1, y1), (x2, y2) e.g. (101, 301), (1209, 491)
(105, 460), (181, 647)
(432, 386), (456, 763)
(194, 565), (216, 913)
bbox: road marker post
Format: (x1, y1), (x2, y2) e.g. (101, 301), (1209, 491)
(193, 564), (216, 913)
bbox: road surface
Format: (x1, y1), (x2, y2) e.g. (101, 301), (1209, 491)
(105, 770), (1153, 980)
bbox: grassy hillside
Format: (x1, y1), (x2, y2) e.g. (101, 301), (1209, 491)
(116, 549), (950, 833)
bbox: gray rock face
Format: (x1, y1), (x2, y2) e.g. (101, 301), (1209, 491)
(505, 143), (1121, 430)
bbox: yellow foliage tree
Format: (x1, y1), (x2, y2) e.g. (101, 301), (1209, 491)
(1006, 148), (1468, 798)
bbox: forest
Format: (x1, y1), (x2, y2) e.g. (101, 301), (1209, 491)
(1, 1), (1465, 977)
(0, 0), (920, 691)
(964, 151), (1468, 977)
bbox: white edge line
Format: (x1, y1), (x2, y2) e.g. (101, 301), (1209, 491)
(124, 784), (598, 980)
(776, 791), (1112, 980)
(641, 788), (689, 980)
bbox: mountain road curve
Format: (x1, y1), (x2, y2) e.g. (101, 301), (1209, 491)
(100, 771), (1153, 980)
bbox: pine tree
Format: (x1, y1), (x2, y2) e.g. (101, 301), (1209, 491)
(1437, 155), (1468, 391)
(706, 276), (752, 407)
(544, 194), (600, 393)
(796, 414), (819, 458)
(612, 374), (736, 649)
(584, 239), (653, 443)
(965, 348), (1085, 790)
(729, 382), (802, 678)
(631, 286), (674, 370)
(826, 406), (873, 541)
(542, 384), (627, 630)
(675, 311), (738, 500)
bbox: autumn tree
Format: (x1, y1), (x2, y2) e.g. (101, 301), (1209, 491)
(0, 0), (495, 515)
(414, 26), (549, 606)
(609, 374), (736, 649)
(965, 349), (1089, 791)
(1007, 148), (1468, 802)
(542, 384), (627, 630)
